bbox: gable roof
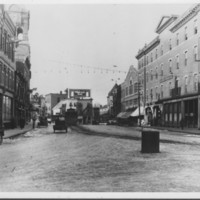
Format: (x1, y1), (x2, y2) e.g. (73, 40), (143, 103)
(155, 15), (178, 34)
(124, 65), (138, 82)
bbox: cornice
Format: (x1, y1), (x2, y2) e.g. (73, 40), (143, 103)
(136, 36), (160, 59)
(170, 4), (200, 33)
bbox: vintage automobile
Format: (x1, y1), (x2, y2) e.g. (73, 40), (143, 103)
(38, 116), (48, 128)
(53, 116), (68, 133)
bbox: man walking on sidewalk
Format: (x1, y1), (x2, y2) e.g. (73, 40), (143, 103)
(32, 113), (37, 129)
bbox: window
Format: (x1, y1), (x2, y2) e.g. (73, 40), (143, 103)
(185, 51), (188, 66)
(194, 19), (198, 34)
(194, 45), (198, 61)
(176, 33), (179, 45)
(185, 27), (188, 40)
(169, 82), (172, 96)
(155, 67), (158, 79)
(169, 59), (172, 73)
(155, 49), (158, 59)
(176, 55), (179, 69)
(185, 77), (188, 94)
(151, 52), (153, 62)
(57, 97), (60, 103)
(160, 64), (163, 76)
(169, 39), (172, 50)
(194, 74), (198, 91)
(151, 70), (153, 80)
(155, 87), (158, 99)
(125, 87), (128, 96)
(129, 79), (133, 95)
(161, 85), (164, 98)
(150, 88), (153, 101)
(146, 55), (148, 65)
(161, 45), (163, 55)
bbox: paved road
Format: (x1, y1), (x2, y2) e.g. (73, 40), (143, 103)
(1, 124), (200, 192)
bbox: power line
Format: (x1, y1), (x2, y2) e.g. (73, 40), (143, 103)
(47, 59), (127, 74)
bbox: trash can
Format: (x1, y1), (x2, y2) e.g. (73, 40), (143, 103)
(141, 131), (160, 153)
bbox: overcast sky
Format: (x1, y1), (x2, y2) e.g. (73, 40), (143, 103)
(25, 2), (192, 105)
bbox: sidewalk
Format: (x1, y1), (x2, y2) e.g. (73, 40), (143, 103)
(140, 125), (200, 135)
(3, 123), (33, 139)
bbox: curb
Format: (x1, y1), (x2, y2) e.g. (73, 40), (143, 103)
(3, 127), (33, 139)
(140, 126), (200, 135)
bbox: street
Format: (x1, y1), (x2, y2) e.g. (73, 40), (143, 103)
(0, 124), (200, 192)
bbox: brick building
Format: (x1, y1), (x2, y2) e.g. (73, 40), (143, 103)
(107, 83), (121, 118)
(136, 4), (200, 128)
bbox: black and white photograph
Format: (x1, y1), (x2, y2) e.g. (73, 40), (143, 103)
(0, 0), (200, 198)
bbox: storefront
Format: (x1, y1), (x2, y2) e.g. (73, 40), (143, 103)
(162, 96), (198, 128)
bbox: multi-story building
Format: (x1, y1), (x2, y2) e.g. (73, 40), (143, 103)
(0, 6), (16, 129)
(107, 83), (121, 118)
(121, 65), (139, 112)
(136, 4), (200, 128)
(7, 5), (32, 127)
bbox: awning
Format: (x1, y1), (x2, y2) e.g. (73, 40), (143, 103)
(117, 112), (125, 118)
(117, 111), (133, 119)
(131, 106), (144, 117)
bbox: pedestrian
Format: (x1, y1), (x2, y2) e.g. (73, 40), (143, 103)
(180, 118), (184, 130)
(32, 114), (37, 129)
(19, 116), (25, 129)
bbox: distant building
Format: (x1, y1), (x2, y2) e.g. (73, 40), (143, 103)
(107, 83), (121, 118)
(45, 92), (68, 116)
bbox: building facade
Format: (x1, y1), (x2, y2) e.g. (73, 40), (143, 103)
(0, 6), (16, 129)
(107, 83), (121, 118)
(45, 92), (68, 116)
(121, 65), (139, 112)
(7, 5), (32, 127)
(136, 4), (200, 128)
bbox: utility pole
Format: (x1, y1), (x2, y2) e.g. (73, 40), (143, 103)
(138, 75), (141, 127)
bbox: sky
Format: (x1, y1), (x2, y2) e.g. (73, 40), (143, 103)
(23, 2), (193, 105)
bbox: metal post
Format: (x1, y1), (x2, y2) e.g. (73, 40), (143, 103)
(138, 76), (141, 127)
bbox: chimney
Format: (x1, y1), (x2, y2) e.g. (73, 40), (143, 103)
(60, 91), (62, 94)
